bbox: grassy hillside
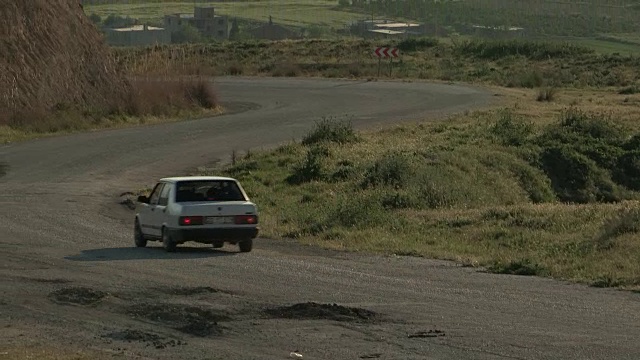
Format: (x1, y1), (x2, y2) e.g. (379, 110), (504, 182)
(202, 90), (640, 289)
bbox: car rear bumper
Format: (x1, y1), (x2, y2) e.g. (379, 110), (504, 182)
(169, 227), (259, 244)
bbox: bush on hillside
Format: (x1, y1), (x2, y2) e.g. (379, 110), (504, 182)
(535, 109), (626, 170)
(540, 146), (621, 203)
(452, 39), (593, 60)
(397, 37), (439, 52)
(362, 151), (413, 188)
(286, 145), (330, 184)
(490, 110), (533, 146)
(302, 117), (357, 145)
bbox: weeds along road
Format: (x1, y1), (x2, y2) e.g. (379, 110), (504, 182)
(1, 77), (639, 360)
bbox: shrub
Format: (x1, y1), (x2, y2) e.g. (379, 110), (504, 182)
(302, 117), (357, 145)
(489, 110), (533, 146)
(287, 145), (329, 184)
(536, 87), (557, 102)
(535, 109), (626, 170)
(509, 162), (556, 203)
(362, 151), (413, 188)
(397, 37), (439, 52)
(613, 150), (640, 190)
(272, 62), (301, 77)
(184, 79), (218, 108)
(488, 259), (547, 276)
(540, 146), (621, 203)
(330, 194), (387, 229)
(331, 162), (357, 182)
(618, 85), (640, 95)
(125, 78), (218, 117)
(227, 63), (244, 75)
(453, 39), (592, 60)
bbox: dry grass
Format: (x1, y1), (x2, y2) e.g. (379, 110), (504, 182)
(1, 77), (221, 144)
(112, 39), (640, 89)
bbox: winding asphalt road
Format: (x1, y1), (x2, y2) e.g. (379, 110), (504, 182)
(1, 77), (639, 360)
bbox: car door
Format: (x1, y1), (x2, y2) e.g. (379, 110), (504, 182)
(138, 182), (163, 236)
(151, 183), (172, 233)
(145, 182), (165, 237)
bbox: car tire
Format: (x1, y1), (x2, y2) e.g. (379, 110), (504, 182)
(212, 241), (224, 249)
(162, 227), (177, 253)
(238, 239), (253, 253)
(134, 219), (147, 248)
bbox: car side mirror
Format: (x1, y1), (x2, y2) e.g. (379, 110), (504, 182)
(137, 195), (149, 204)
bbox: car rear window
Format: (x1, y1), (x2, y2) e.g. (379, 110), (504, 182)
(175, 180), (246, 203)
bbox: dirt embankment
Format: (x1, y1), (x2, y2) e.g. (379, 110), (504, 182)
(0, 0), (130, 122)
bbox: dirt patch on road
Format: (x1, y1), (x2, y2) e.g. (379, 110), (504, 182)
(48, 287), (107, 305)
(105, 329), (186, 349)
(126, 303), (230, 337)
(264, 302), (377, 322)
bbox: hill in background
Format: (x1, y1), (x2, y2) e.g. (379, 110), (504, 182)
(0, 0), (130, 122)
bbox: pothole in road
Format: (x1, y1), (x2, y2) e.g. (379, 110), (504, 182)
(49, 287), (107, 305)
(407, 329), (446, 338)
(155, 286), (225, 296)
(264, 302), (378, 322)
(126, 303), (230, 337)
(105, 329), (186, 349)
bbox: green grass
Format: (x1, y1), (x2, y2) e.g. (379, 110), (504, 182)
(566, 37), (640, 55)
(84, 0), (360, 29)
(203, 111), (640, 289)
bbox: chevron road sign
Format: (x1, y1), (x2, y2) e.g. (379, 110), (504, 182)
(373, 47), (399, 58)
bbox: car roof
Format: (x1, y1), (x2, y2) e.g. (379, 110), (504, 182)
(159, 176), (237, 183)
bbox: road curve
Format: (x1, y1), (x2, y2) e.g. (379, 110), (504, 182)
(1, 78), (639, 360)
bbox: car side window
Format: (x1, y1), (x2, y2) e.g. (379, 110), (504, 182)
(149, 183), (164, 205)
(158, 183), (172, 206)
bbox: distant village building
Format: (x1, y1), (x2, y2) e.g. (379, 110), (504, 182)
(248, 16), (301, 40)
(164, 7), (229, 40)
(468, 24), (525, 39)
(104, 24), (171, 46)
(349, 19), (443, 38)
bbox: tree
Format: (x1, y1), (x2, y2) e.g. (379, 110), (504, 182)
(172, 23), (203, 44)
(229, 18), (239, 39)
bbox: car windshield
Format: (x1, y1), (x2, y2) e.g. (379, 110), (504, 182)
(175, 180), (245, 202)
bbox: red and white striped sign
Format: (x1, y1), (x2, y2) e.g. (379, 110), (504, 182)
(373, 47), (399, 58)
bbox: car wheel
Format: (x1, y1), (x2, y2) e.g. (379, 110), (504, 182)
(238, 239), (253, 253)
(134, 219), (147, 248)
(162, 227), (177, 253)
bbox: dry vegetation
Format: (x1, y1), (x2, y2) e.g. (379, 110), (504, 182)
(113, 38), (640, 89)
(0, 0), (220, 144)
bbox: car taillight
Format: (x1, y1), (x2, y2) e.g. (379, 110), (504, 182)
(179, 216), (203, 226)
(235, 215), (258, 225)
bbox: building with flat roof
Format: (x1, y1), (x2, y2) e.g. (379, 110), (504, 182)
(104, 24), (171, 46)
(164, 7), (229, 41)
